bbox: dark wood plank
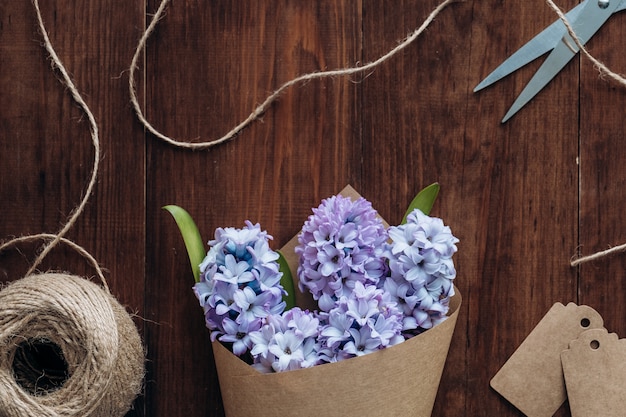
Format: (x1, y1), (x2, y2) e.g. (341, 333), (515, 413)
(362, 1), (579, 415)
(142, 1), (361, 415)
(0, 1), (146, 415)
(0, 0), (95, 277)
(579, 13), (626, 337)
(463, 1), (579, 415)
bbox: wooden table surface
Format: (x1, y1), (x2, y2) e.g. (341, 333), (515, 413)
(2, 1), (626, 415)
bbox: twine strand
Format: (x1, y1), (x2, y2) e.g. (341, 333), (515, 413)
(571, 243), (626, 267)
(0, 0), (104, 281)
(545, 0), (626, 88)
(129, 0), (458, 150)
(0, 234), (108, 290)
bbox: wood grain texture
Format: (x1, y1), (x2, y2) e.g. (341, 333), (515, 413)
(1, 1), (625, 416)
(578, 2), (626, 341)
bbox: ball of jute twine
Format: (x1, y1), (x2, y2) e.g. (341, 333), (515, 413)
(0, 273), (144, 417)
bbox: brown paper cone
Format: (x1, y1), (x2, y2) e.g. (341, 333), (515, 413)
(213, 185), (460, 416)
(214, 290), (460, 417)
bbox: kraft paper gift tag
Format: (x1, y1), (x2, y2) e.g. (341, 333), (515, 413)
(561, 328), (626, 417)
(490, 303), (604, 417)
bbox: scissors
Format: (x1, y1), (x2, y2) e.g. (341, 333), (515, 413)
(474, 0), (626, 123)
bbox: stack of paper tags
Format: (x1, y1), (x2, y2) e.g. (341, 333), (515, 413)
(491, 302), (626, 417)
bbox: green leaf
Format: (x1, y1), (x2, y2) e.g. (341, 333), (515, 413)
(276, 250), (296, 310)
(402, 182), (440, 223)
(163, 205), (206, 283)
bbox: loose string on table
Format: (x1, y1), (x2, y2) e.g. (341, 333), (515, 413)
(571, 243), (626, 267)
(128, 0), (626, 265)
(129, 0), (460, 150)
(546, 0), (626, 88)
(0, 234), (107, 290)
(0, 0), (105, 284)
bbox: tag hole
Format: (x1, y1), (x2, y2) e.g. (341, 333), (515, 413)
(580, 318), (591, 328)
(590, 340), (600, 350)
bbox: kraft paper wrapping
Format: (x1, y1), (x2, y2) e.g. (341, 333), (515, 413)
(213, 291), (460, 417)
(213, 185), (461, 417)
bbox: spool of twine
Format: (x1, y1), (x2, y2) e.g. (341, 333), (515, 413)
(0, 273), (144, 417)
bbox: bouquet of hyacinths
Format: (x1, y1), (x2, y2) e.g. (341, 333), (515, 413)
(166, 184), (461, 417)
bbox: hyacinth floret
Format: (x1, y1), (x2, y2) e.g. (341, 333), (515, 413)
(248, 307), (322, 373)
(382, 208), (459, 336)
(193, 221), (286, 355)
(296, 195), (388, 308)
(318, 282), (404, 362)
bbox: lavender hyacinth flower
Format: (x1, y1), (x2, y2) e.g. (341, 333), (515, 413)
(382, 208), (459, 336)
(248, 307), (322, 373)
(296, 195), (388, 310)
(318, 281), (404, 362)
(193, 221), (286, 356)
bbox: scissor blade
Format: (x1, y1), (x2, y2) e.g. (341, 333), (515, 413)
(474, 0), (587, 92)
(501, 0), (623, 122)
(501, 38), (577, 122)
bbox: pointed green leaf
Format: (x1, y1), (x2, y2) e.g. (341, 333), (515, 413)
(277, 250), (296, 310)
(163, 205), (206, 283)
(402, 182), (440, 223)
